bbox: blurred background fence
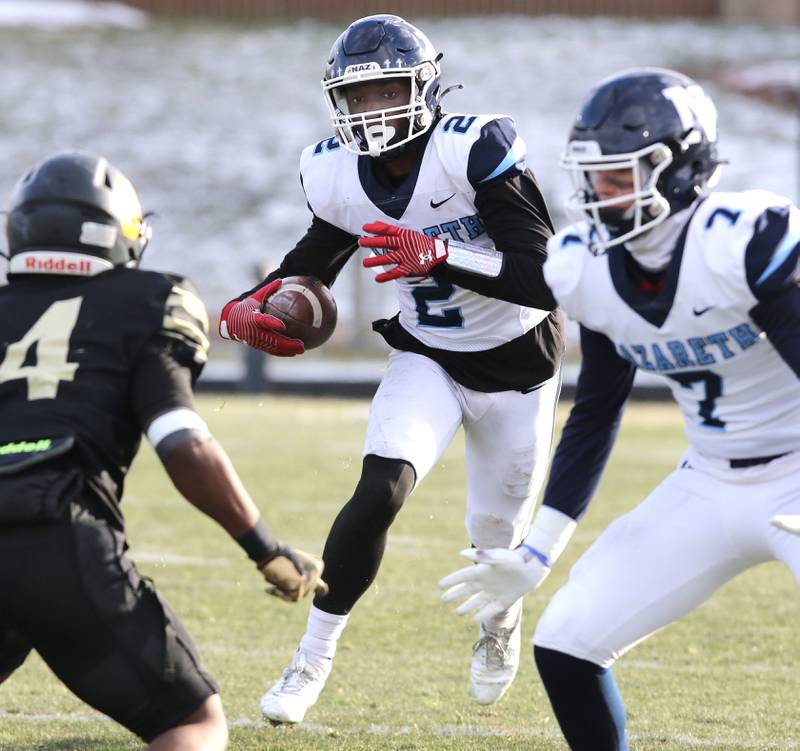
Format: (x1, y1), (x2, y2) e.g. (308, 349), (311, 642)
(109, 0), (798, 23)
(114, 0), (718, 20)
(1, 1), (798, 394)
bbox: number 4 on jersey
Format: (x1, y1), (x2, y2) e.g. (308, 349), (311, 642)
(0, 297), (83, 400)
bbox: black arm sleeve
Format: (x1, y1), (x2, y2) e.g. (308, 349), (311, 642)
(432, 169), (557, 310)
(541, 325), (636, 520)
(235, 215), (359, 300)
(749, 284), (800, 377)
(130, 337), (198, 430)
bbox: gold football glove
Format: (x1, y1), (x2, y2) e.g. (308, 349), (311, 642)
(258, 547), (329, 603)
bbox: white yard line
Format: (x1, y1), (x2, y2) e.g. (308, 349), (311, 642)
(1, 712), (798, 748)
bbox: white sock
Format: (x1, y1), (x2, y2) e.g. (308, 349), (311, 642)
(483, 598), (522, 632)
(299, 605), (349, 662)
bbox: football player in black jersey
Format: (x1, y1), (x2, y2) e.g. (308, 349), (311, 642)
(0, 152), (327, 750)
(220, 14), (563, 724)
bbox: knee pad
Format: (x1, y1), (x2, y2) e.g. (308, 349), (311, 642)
(467, 513), (516, 548)
(350, 455), (416, 529)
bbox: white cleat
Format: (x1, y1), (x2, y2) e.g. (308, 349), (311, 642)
(470, 615), (521, 705)
(260, 650), (332, 724)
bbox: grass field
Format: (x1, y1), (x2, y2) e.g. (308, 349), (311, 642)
(1, 396), (798, 751)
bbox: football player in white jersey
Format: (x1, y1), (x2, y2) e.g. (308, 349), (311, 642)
(439, 68), (800, 750)
(218, 15), (563, 723)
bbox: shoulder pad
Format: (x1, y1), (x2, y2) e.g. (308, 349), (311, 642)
(543, 227), (594, 319)
(692, 191), (798, 298)
(160, 279), (210, 365)
(301, 136), (342, 165)
(433, 113), (526, 189)
(300, 136), (352, 218)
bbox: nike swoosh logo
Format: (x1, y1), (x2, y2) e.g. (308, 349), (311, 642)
(693, 305), (714, 316)
(430, 193), (456, 209)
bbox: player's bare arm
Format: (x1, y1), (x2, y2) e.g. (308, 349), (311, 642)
(146, 411), (328, 603)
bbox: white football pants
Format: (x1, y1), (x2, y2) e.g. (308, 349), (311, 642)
(363, 350), (560, 549)
(534, 447), (800, 667)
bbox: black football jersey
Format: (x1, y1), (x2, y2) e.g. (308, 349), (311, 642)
(0, 267), (209, 519)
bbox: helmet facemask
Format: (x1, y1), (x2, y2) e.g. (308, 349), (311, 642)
(323, 60), (440, 157)
(561, 140), (674, 254)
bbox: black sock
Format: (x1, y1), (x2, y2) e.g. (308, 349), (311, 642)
(534, 645), (628, 751)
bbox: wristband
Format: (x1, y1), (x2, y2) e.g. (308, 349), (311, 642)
(520, 544), (551, 568)
(146, 408), (211, 461)
(235, 517), (281, 564)
(446, 240), (504, 278)
(523, 505), (577, 566)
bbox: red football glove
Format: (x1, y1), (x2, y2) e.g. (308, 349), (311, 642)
(360, 221), (449, 283)
(219, 279), (304, 357)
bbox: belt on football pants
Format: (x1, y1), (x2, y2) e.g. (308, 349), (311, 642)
(729, 452), (788, 469)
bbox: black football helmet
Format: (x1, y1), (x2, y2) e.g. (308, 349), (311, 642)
(322, 14), (441, 157)
(6, 151), (151, 268)
(560, 68), (722, 252)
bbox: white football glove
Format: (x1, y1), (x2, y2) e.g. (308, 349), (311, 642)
(772, 514), (800, 535)
(438, 546), (551, 624)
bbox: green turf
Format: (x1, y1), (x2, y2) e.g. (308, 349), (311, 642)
(1, 396), (797, 750)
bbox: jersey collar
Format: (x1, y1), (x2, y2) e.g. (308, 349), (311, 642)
(357, 125), (436, 221)
(607, 199), (705, 328)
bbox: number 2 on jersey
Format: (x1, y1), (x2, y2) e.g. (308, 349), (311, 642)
(0, 297), (83, 400)
(412, 279), (464, 328)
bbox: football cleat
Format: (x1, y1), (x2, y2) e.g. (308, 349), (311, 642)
(260, 649), (332, 724)
(470, 613), (522, 705)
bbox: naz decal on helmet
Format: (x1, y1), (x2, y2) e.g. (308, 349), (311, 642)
(344, 62), (381, 75)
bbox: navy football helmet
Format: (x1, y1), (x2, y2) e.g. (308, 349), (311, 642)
(560, 68), (722, 252)
(322, 14), (441, 157)
(6, 151), (151, 269)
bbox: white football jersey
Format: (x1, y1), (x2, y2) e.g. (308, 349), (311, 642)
(299, 114), (549, 353)
(545, 190), (800, 459)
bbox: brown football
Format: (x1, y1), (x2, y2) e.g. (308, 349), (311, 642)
(260, 276), (337, 350)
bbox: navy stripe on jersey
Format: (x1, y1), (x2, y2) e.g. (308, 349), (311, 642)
(466, 118), (525, 189)
(744, 205), (800, 298)
(607, 201), (700, 328)
(541, 325), (635, 520)
(749, 284), (800, 378)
